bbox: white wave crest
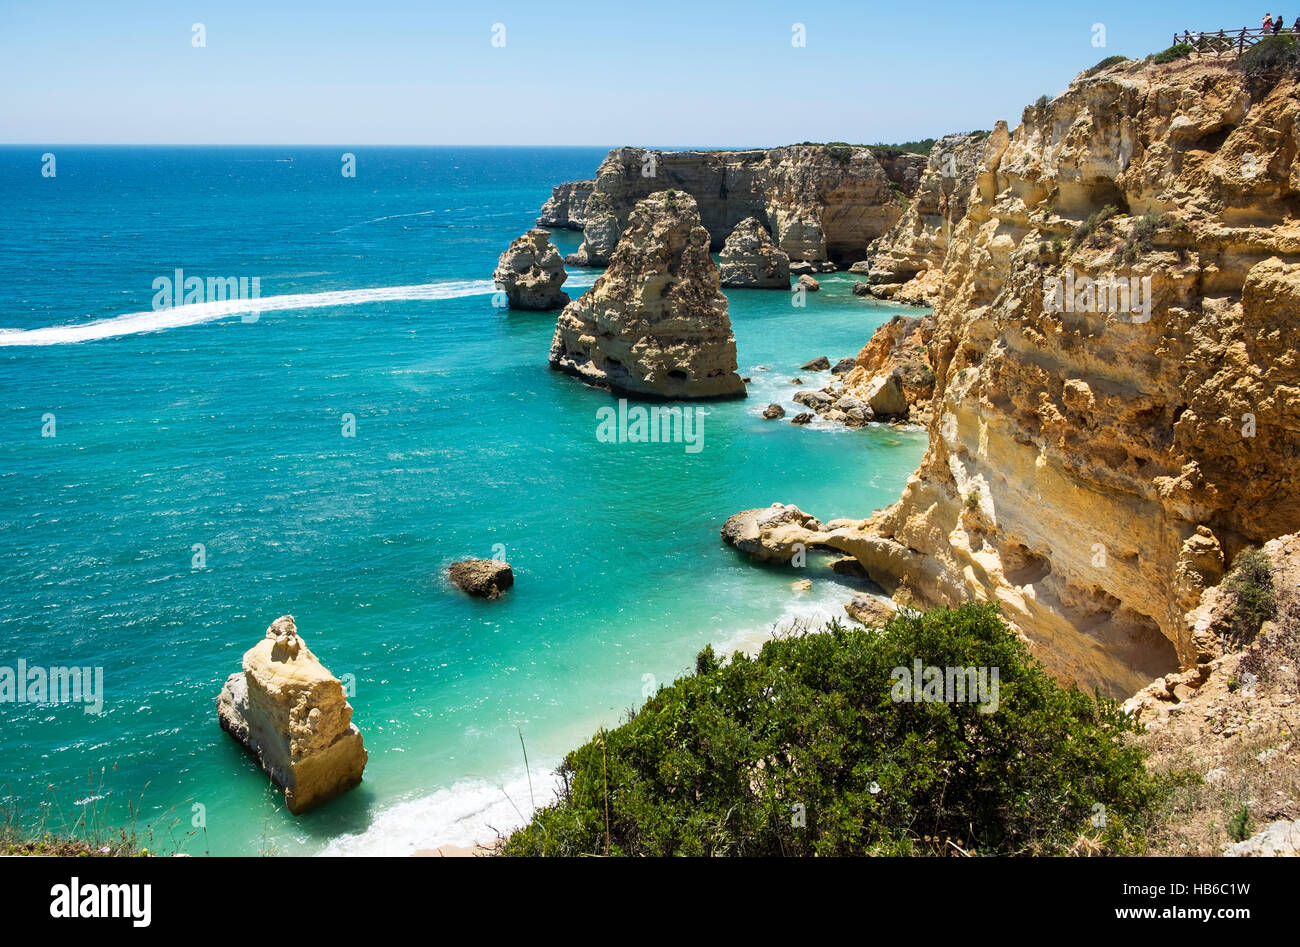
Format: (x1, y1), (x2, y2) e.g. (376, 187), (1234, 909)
(316, 764), (559, 857)
(0, 280), (498, 347)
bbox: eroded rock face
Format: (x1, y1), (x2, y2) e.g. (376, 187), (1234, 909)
(721, 504), (824, 562)
(493, 229), (570, 310)
(864, 133), (989, 305)
(448, 559), (514, 599)
(537, 181), (595, 231)
(549, 191), (746, 400)
(552, 145), (910, 268)
(718, 217), (791, 288)
(823, 59), (1300, 696)
(217, 616), (367, 815)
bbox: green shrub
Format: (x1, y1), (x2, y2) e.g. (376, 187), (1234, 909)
(1120, 212), (1173, 263)
(822, 142), (854, 163)
(1228, 804), (1253, 842)
(502, 602), (1170, 856)
(868, 139), (937, 157)
(1069, 204), (1121, 251)
(1085, 55), (1129, 77)
(1222, 548), (1278, 648)
(1235, 34), (1300, 76)
(1152, 43), (1192, 64)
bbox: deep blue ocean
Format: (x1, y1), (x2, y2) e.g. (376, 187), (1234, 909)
(0, 146), (926, 855)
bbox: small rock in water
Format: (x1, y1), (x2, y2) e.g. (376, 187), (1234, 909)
(790, 412), (813, 425)
(832, 357), (857, 374)
(762, 403), (786, 420)
(797, 275), (821, 292)
(791, 579), (812, 593)
(852, 281), (872, 297)
(789, 377), (803, 385)
(845, 595), (897, 627)
(448, 558), (514, 599)
(800, 355), (830, 371)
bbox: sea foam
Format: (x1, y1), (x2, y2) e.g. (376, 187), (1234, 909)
(0, 280), (497, 346)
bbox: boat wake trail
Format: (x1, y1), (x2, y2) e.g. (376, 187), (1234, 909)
(0, 280), (498, 346)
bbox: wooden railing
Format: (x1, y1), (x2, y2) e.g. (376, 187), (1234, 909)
(1172, 26), (1292, 58)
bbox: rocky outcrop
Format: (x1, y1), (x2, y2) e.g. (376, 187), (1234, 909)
(217, 616), (367, 815)
(862, 133), (989, 306)
(1225, 821), (1300, 857)
(788, 315), (935, 428)
(448, 559), (514, 599)
(717, 217), (791, 288)
(552, 145), (910, 268)
(727, 57), (1300, 697)
(874, 150), (929, 196)
(549, 191), (745, 400)
(537, 180), (595, 231)
(720, 504), (824, 562)
(493, 229), (570, 310)
(1126, 533), (1300, 854)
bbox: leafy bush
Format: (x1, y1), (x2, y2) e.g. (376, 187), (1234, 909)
(1222, 548), (1278, 648)
(1069, 204), (1121, 251)
(869, 139), (937, 157)
(502, 602), (1169, 856)
(1085, 55), (1129, 77)
(1120, 212), (1174, 263)
(1151, 43), (1192, 64)
(822, 142), (854, 163)
(1228, 804), (1253, 842)
(1235, 34), (1300, 76)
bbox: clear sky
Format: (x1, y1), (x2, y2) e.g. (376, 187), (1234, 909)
(0, 1), (1276, 146)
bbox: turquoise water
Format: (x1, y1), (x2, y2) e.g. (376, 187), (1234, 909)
(0, 147), (926, 855)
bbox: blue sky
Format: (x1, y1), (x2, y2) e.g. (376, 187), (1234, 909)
(0, 1), (1275, 145)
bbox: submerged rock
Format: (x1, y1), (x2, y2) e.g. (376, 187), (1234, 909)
(549, 191), (746, 400)
(493, 229), (570, 311)
(217, 616), (367, 816)
(718, 217), (791, 289)
(448, 559), (514, 599)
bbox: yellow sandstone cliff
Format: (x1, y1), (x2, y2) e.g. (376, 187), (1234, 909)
(734, 56), (1300, 698)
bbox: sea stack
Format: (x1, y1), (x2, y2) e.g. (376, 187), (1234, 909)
(216, 615), (367, 815)
(718, 217), (791, 288)
(549, 190), (746, 400)
(493, 229), (570, 310)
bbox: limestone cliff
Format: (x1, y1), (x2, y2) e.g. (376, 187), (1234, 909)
(549, 190), (745, 400)
(864, 133), (990, 305)
(729, 56), (1300, 698)
(217, 616), (367, 815)
(858, 57), (1300, 695)
(554, 145), (909, 268)
(537, 180), (595, 231)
